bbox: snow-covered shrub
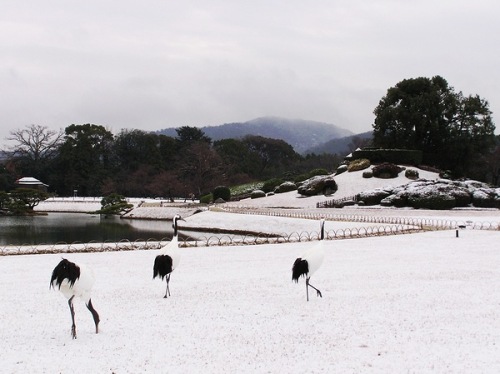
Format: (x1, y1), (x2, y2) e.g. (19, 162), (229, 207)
(462, 180), (490, 189)
(449, 188), (472, 207)
(362, 171), (373, 178)
(348, 158), (370, 172)
(405, 169), (419, 180)
(381, 191), (408, 207)
(439, 170), (453, 179)
(275, 181), (297, 194)
(294, 168), (329, 183)
(472, 189), (497, 208)
(372, 163), (404, 179)
(199, 194), (212, 204)
(425, 180), (471, 207)
(335, 164), (348, 175)
(357, 188), (392, 205)
(308, 168), (329, 177)
(356, 178), (496, 209)
(351, 148), (422, 165)
(297, 175), (337, 196)
(251, 190), (266, 199)
(212, 186), (231, 202)
(262, 178), (283, 193)
(408, 192), (456, 210)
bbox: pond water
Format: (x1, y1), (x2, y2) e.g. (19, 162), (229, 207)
(0, 213), (195, 246)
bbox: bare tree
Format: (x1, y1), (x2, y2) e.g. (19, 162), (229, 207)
(6, 124), (64, 176)
(7, 124), (64, 160)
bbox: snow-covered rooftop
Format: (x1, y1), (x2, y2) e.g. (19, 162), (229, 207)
(16, 176), (48, 186)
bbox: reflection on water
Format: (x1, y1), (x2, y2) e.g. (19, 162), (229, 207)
(0, 213), (193, 246)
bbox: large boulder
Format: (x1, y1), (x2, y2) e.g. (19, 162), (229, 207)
(297, 175), (338, 196)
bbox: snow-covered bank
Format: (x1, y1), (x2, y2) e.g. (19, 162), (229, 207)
(34, 197), (203, 219)
(35, 197), (103, 212)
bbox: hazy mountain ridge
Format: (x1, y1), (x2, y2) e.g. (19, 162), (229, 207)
(157, 116), (355, 154)
(305, 131), (373, 155)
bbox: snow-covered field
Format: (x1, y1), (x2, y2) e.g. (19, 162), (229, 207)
(4, 167), (498, 373)
(1, 229), (499, 373)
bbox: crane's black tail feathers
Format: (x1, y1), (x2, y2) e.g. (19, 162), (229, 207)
(50, 258), (80, 289)
(292, 258), (309, 282)
(153, 255), (173, 280)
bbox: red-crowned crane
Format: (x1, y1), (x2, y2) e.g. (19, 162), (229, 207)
(292, 218), (326, 301)
(153, 214), (185, 298)
(50, 258), (100, 339)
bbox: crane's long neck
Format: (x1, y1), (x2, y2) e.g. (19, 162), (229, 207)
(173, 220), (178, 237)
(320, 219), (325, 240)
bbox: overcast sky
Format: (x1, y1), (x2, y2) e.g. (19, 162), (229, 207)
(1, 0), (499, 147)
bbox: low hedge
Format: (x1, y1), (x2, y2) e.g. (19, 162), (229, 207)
(351, 148), (422, 165)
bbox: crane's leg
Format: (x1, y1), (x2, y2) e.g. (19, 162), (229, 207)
(164, 274), (171, 298)
(68, 296), (77, 339)
(305, 278), (309, 301)
(86, 298), (100, 334)
(306, 278), (322, 300)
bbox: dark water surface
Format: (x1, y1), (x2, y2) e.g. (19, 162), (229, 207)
(0, 213), (182, 246)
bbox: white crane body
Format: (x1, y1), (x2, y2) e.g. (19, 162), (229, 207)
(153, 215), (185, 298)
(50, 259), (100, 339)
(292, 219), (326, 301)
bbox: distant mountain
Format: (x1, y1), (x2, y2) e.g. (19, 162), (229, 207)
(157, 116), (354, 154)
(305, 131), (374, 157)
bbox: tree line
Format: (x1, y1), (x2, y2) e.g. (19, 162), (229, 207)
(1, 124), (342, 198)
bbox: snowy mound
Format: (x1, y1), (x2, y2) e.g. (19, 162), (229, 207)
(233, 166), (441, 209)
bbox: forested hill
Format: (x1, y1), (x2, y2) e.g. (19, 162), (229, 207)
(157, 116), (354, 154)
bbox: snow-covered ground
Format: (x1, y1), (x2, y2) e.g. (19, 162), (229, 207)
(1, 229), (499, 373)
(5, 167), (498, 372)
